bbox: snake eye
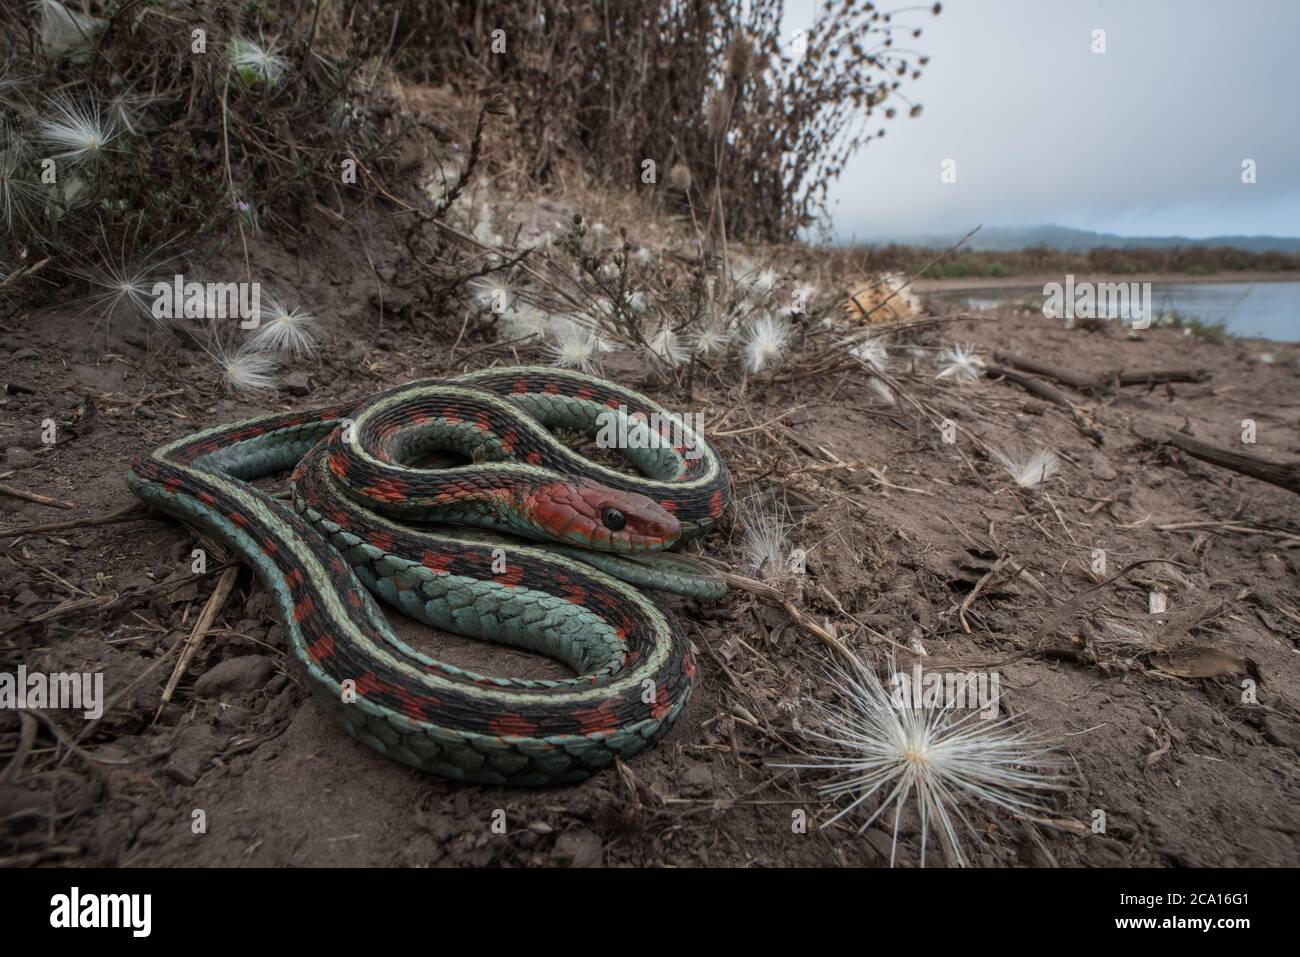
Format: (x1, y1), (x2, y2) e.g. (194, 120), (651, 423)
(601, 506), (626, 531)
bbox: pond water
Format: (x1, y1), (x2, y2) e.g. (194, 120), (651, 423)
(932, 281), (1300, 342)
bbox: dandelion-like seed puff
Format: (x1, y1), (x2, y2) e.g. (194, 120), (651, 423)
(992, 448), (1060, 489)
(743, 313), (791, 373)
(503, 303), (551, 340)
(738, 500), (795, 583)
(775, 649), (1063, 866)
(850, 337), (889, 373)
(935, 343), (985, 383)
(227, 37), (289, 90)
(649, 325), (689, 366)
(545, 318), (602, 373)
(249, 298), (318, 358)
(468, 275), (514, 316)
(206, 340), (277, 394)
(691, 321), (732, 357)
(35, 93), (121, 164)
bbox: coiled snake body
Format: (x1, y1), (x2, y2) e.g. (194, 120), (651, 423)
(128, 368), (729, 785)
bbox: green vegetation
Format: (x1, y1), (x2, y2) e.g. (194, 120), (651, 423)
(834, 243), (1300, 279)
(1156, 310), (1230, 344)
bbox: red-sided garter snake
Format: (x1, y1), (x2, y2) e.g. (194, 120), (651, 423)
(128, 367), (730, 785)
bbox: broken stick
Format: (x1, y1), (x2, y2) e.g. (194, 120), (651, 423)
(994, 352), (1210, 394)
(158, 565), (241, 712)
(1161, 430), (1300, 497)
(0, 481), (75, 510)
(987, 365), (1105, 446)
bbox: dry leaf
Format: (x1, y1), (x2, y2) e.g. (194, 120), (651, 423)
(1144, 726), (1171, 767)
(1150, 645), (1258, 680)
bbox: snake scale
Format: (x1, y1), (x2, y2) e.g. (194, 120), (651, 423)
(128, 367), (730, 785)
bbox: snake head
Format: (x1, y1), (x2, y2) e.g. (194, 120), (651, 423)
(526, 480), (681, 553)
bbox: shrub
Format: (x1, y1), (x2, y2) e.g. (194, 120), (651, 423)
(396, 0), (940, 243)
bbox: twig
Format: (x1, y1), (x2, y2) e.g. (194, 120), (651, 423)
(0, 481), (75, 509)
(713, 405), (808, 437)
(0, 563), (230, 638)
(0, 712), (37, 786)
(973, 558), (1194, 668)
(1153, 520), (1300, 546)
(300, 0), (324, 75)
(958, 555), (1013, 634)
(436, 95), (508, 218)
(158, 565), (241, 711)
(722, 573), (851, 663)
(0, 503), (155, 539)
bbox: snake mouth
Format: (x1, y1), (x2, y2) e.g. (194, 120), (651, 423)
(527, 480), (681, 552)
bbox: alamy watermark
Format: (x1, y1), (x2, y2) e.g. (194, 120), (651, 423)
(1043, 274), (1151, 329)
(595, 405), (705, 461)
(0, 665), (103, 720)
(152, 274), (261, 327)
(889, 663), (1002, 719)
(50, 887), (151, 937)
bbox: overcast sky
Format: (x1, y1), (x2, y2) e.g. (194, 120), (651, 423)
(781, 0), (1300, 241)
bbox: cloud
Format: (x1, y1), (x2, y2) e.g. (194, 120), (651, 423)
(782, 0), (1300, 240)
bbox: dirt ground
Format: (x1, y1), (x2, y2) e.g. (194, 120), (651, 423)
(2, 216), (1299, 869)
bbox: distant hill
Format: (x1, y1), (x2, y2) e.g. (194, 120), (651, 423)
(859, 225), (1300, 254)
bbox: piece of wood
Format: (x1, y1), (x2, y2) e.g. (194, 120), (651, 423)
(987, 364), (1077, 406)
(987, 365), (1105, 446)
(994, 352), (1094, 389)
(1112, 369), (1212, 388)
(1162, 430), (1300, 497)
(994, 352), (1210, 394)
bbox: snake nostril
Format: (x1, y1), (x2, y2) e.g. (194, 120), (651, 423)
(601, 506), (626, 531)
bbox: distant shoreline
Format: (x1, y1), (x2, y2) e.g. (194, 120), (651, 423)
(915, 271), (1300, 293)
